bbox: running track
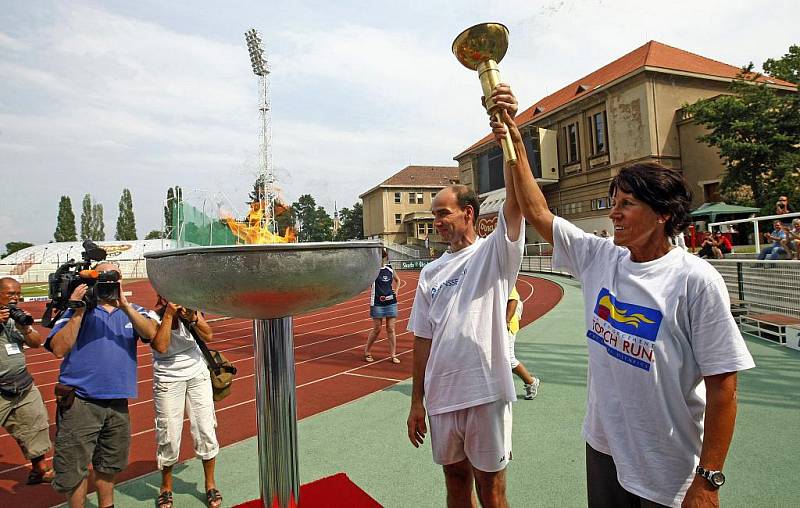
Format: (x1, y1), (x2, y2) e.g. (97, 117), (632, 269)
(0, 273), (562, 507)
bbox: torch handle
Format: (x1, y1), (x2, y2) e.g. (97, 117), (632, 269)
(494, 111), (518, 164)
(479, 60), (517, 164)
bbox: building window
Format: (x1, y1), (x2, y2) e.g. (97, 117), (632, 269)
(417, 223), (426, 236)
(591, 197), (610, 210)
(427, 223), (435, 234)
(408, 192), (415, 204)
(477, 146), (505, 194)
(431, 192), (437, 200)
(416, 193), (424, 204)
(394, 213), (402, 224)
(703, 182), (721, 203)
(564, 122), (580, 163)
(394, 192), (401, 204)
(588, 111), (607, 155)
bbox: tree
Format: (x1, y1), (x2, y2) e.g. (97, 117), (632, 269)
(4, 242), (34, 257)
(763, 45), (800, 84)
(80, 194), (92, 240)
(54, 196), (77, 242)
(164, 186), (182, 239)
(115, 188), (138, 240)
(684, 58), (800, 212)
(275, 201), (297, 235)
(292, 194), (333, 242)
(248, 174), (269, 204)
(334, 202), (364, 241)
(92, 203), (105, 241)
(145, 230), (164, 239)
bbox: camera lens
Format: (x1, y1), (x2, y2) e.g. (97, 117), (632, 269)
(7, 305), (34, 326)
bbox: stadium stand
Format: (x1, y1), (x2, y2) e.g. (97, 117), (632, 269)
(0, 240), (176, 283)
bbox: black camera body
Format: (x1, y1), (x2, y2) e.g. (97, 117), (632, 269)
(42, 240), (120, 328)
(5, 304), (34, 327)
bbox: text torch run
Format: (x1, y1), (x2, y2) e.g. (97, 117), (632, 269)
(223, 201), (297, 244)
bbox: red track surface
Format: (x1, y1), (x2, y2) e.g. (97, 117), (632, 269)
(1, 273), (562, 507)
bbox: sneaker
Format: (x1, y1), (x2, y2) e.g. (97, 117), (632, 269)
(524, 378), (540, 400)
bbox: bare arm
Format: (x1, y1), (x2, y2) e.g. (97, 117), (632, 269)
(49, 284), (88, 358)
(19, 324), (43, 348)
(392, 271), (401, 292)
(681, 371), (738, 507)
(490, 85), (555, 245)
(407, 336), (432, 447)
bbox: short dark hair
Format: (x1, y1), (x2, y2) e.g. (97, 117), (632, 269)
(448, 185), (480, 225)
(609, 162), (692, 237)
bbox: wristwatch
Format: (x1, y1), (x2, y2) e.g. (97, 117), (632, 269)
(695, 465), (725, 488)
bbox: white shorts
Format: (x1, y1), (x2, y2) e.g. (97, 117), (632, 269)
(429, 399), (512, 472)
(153, 368), (219, 469)
(508, 332), (519, 368)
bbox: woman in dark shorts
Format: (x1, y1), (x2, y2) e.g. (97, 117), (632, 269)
(364, 249), (401, 363)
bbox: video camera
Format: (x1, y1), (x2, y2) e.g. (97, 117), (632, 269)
(41, 240), (122, 328)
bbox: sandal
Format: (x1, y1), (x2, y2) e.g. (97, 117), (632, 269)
(206, 488), (223, 508)
(391, 356), (400, 364)
(364, 353), (374, 363)
(26, 467), (54, 485)
(156, 490), (173, 508)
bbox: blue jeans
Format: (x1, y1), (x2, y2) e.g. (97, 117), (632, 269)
(757, 244), (785, 260)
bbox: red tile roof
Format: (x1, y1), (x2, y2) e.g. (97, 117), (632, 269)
(457, 40), (797, 157)
(359, 165), (460, 197)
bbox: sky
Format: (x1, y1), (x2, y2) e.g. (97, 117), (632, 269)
(1, 0), (798, 249)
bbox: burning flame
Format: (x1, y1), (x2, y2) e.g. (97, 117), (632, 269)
(224, 201), (297, 244)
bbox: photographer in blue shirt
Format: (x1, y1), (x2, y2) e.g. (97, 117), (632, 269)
(46, 262), (157, 508)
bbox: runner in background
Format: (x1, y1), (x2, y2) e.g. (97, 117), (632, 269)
(507, 286), (540, 400)
(364, 248), (401, 364)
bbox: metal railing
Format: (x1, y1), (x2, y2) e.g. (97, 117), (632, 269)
(706, 259), (800, 319)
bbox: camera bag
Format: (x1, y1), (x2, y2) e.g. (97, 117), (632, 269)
(181, 317), (237, 401)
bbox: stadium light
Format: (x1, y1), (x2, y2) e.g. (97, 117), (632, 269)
(245, 28), (268, 76)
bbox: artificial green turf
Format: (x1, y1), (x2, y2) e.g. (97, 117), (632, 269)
(103, 273), (798, 507)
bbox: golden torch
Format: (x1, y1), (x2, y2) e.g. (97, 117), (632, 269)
(452, 22), (516, 164)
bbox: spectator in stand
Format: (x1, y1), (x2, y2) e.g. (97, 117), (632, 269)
(757, 220), (787, 260)
(775, 196), (794, 216)
(781, 219), (800, 260)
(712, 231), (733, 259)
(0, 278), (53, 485)
(600, 229), (610, 238)
(697, 231), (716, 259)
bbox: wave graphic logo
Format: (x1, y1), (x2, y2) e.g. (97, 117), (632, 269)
(593, 288), (662, 341)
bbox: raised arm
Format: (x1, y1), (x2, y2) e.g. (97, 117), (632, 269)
(490, 85), (555, 245)
(48, 284), (88, 358)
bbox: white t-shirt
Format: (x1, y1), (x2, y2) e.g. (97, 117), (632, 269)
(552, 217), (755, 507)
(408, 209), (524, 416)
(151, 317), (208, 383)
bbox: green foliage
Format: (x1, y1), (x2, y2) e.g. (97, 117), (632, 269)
(292, 194), (333, 242)
(54, 196), (77, 242)
(92, 203), (105, 241)
(4, 242), (34, 257)
(333, 202), (364, 241)
(763, 45), (800, 85)
(684, 57), (800, 213)
(249, 174), (269, 204)
(164, 186), (182, 239)
(80, 194), (92, 240)
(144, 230), (164, 240)
(115, 188), (138, 240)
(275, 202), (297, 236)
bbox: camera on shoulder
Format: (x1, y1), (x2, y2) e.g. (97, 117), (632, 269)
(41, 240), (121, 327)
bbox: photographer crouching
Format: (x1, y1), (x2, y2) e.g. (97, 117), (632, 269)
(0, 277), (54, 485)
(44, 261), (157, 508)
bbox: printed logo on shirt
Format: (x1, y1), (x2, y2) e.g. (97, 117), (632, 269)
(586, 288), (663, 371)
(430, 268), (467, 300)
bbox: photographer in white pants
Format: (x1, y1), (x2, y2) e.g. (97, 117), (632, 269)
(150, 296), (221, 508)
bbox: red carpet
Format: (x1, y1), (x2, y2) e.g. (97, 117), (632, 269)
(233, 473), (382, 508)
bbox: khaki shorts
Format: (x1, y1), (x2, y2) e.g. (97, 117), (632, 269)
(429, 399), (513, 472)
(0, 384), (51, 459)
(52, 397), (130, 493)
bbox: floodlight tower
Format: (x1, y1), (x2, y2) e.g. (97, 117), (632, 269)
(245, 28), (278, 234)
